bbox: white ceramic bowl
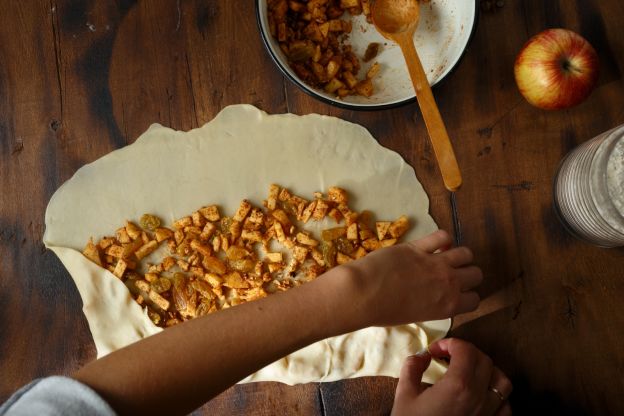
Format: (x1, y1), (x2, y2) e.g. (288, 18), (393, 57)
(256, 0), (478, 110)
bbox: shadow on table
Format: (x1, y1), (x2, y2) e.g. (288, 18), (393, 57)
(509, 376), (588, 416)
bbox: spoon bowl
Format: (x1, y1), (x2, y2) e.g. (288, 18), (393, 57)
(372, 0), (420, 37)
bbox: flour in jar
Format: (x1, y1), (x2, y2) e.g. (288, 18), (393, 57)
(607, 137), (624, 216)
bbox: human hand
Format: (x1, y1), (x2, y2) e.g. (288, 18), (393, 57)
(391, 338), (513, 416)
(329, 229), (482, 329)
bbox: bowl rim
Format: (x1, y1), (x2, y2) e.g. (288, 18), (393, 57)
(255, 0), (480, 111)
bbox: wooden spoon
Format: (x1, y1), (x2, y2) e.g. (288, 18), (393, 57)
(372, 0), (462, 192)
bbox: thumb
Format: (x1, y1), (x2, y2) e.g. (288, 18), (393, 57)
(395, 352), (432, 398)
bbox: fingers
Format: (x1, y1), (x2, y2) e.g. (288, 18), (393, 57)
(455, 266), (484, 291)
(471, 354), (494, 414)
(410, 232), (483, 291)
(410, 230), (453, 253)
(474, 355), (493, 387)
(439, 246), (474, 267)
(456, 291), (481, 314)
(439, 247), (483, 294)
(428, 338), (478, 380)
(490, 366), (513, 401)
(395, 353), (432, 399)
(483, 367), (513, 415)
(428, 338), (512, 416)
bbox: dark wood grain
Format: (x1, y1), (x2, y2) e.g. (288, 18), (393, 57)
(447, 2), (624, 415)
(1, 0), (624, 414)
(0, 0), (96, 399)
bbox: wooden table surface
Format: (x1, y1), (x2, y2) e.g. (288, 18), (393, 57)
(1, 1), (623, 414)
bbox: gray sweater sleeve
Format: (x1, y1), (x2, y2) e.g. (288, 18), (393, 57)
(0, 376), (116, 416)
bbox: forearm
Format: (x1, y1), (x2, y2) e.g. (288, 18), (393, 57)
(73, 267), (355, 416)
(72, 230), (481, 415)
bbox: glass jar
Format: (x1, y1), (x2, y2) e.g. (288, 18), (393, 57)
(553, 125), (624, 247)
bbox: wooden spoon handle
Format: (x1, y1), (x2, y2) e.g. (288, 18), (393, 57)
(398, 33), (462, 192)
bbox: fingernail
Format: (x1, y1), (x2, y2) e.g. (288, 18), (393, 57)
(414, 348), (430, 358)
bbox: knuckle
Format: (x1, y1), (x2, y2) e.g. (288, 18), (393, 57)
(445, 377), (470, 397)
(440, 270), (452, 285)
(437, 267), (454, 285)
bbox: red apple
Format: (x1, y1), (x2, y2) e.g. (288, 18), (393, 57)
(514, 28), (599, 110)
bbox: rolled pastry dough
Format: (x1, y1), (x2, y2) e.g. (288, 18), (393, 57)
(44, 104), (449, 384)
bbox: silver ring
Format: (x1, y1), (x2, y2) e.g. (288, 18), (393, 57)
(488, 386), (505, 402)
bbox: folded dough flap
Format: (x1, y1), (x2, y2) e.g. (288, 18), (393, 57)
(49, 246), (163, 358)
(243, 323), (449, 385)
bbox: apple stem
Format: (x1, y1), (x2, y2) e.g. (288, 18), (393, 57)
(561, 59), (571, 71)
(560, 57), (582, 75)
